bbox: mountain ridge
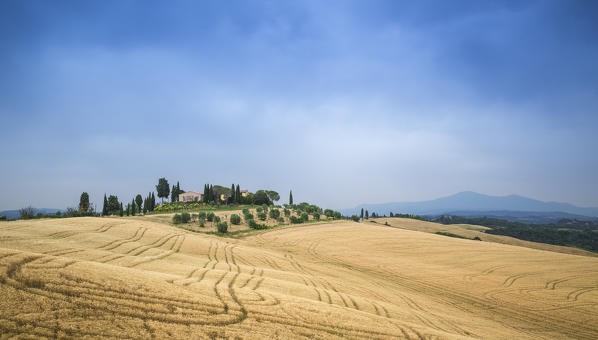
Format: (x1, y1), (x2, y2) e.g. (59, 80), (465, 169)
(342, 191), (598, 218)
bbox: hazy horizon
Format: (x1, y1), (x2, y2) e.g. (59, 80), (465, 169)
(1, 1), (597, 211)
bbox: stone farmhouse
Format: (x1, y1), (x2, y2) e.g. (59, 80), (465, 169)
(178, 191), (203, 202)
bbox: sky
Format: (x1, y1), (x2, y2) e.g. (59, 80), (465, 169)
(1, 0), (597, 211)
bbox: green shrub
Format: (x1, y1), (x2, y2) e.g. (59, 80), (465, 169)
(172, 214), (182, 224)
(277, 217), (285, 223)
(283, 208), (290, 217)
(290, 216), (302, 224)
(198, 211), (207, 219)
(242, 208), (249, 215)
(351, 215), (360, 222)
(312, 213), (320, 220)
(230, 214), (241, 225)
(269, 209), (280, 219)
(214, 216), (221, 223)
(0, 216), (6, 221)
(435, 232), (467, 239)
(217, 221), (228, 233)
(300, 212), (309, 222)
(244, 212), (254, 220)
(257, 212), (267, 221)
(206, 212), (215, 222)
(198, 218), (206, 228)
(256, 207), (263, 213)
(181, 212), (191, 223)
(248, 219), (268, 230)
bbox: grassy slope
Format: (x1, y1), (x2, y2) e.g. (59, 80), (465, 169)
(1, 217), (597, 339)
(372, 217), (598, 257)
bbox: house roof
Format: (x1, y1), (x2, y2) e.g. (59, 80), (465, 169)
(240, 190), (248, 193)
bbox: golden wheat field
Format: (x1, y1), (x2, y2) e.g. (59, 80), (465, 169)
(1, 217), (598, 339)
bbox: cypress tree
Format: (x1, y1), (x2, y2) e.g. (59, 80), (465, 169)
(119, 203), (124, 217)
(131, 199), (136, 216)
(231, 183), (235, 204)
(126, 204), (130, 216)
(365, 210), (369, 219)
(236, 184), (241, 203)
(171, 185), (176, 202)
(360, 208), (364, 220)
(209, 184), (214, 202)
(102, 194), (108, 216)
(135, 194), (142, 212)
(152, 192), (156, 210)
(289, 190), (293, 205)
(156, 177), (170, 204)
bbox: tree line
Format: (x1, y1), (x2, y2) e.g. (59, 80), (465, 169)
(12, 176), (296, 219)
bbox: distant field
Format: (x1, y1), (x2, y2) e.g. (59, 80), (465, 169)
(1, 217), (598, 338)
(373, 217), (598, 257)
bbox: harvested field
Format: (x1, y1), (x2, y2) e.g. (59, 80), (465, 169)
(374, 217), (598, 257)
(1, 217), (597, 339)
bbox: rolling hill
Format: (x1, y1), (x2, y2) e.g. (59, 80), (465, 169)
(1, 216), (597, 338)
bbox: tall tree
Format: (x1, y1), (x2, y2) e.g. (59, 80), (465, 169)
(173, 181), (183, 202)
(209, 184), (214, 202)
(135, 194), (143, 212)
(107, 195), (119, 215)
(236, 184), (241, 203)
(119, 203), (124, 217)
(156, 178), (170, 203)
(365, 210), (369, 219)
(289, 190), (293, 205)
(131, 199), (136, 216)
(360, 208), (364, 220)
(265, 191), (280, 203)
(102, 194), (108, 216)
(231, 184), (235, 204)
(171, 185), (176, 202)
(126, 204), (130, 216)
(79, 192), (90, 213)
(254, 190), (271, 205)
(151, 192), (156, 210)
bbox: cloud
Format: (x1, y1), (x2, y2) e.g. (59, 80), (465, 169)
(0, 0), (597, 210)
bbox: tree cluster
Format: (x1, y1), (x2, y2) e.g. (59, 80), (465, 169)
(102, 194), (121, 216)
(171, 182), (183, 202)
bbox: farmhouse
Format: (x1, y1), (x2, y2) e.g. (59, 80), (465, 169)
(178, 191), (203, 202)
(241, 190), (249, 197)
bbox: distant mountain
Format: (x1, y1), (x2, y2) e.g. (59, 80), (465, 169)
(342, 191), (598, 218)
(0, 208), (62, 220)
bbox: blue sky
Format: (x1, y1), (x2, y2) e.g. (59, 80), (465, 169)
(1, 0), (597, 211)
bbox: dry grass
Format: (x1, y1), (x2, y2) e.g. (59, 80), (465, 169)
(1, 217), (597, 339)
(373, 217), (598, 257)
